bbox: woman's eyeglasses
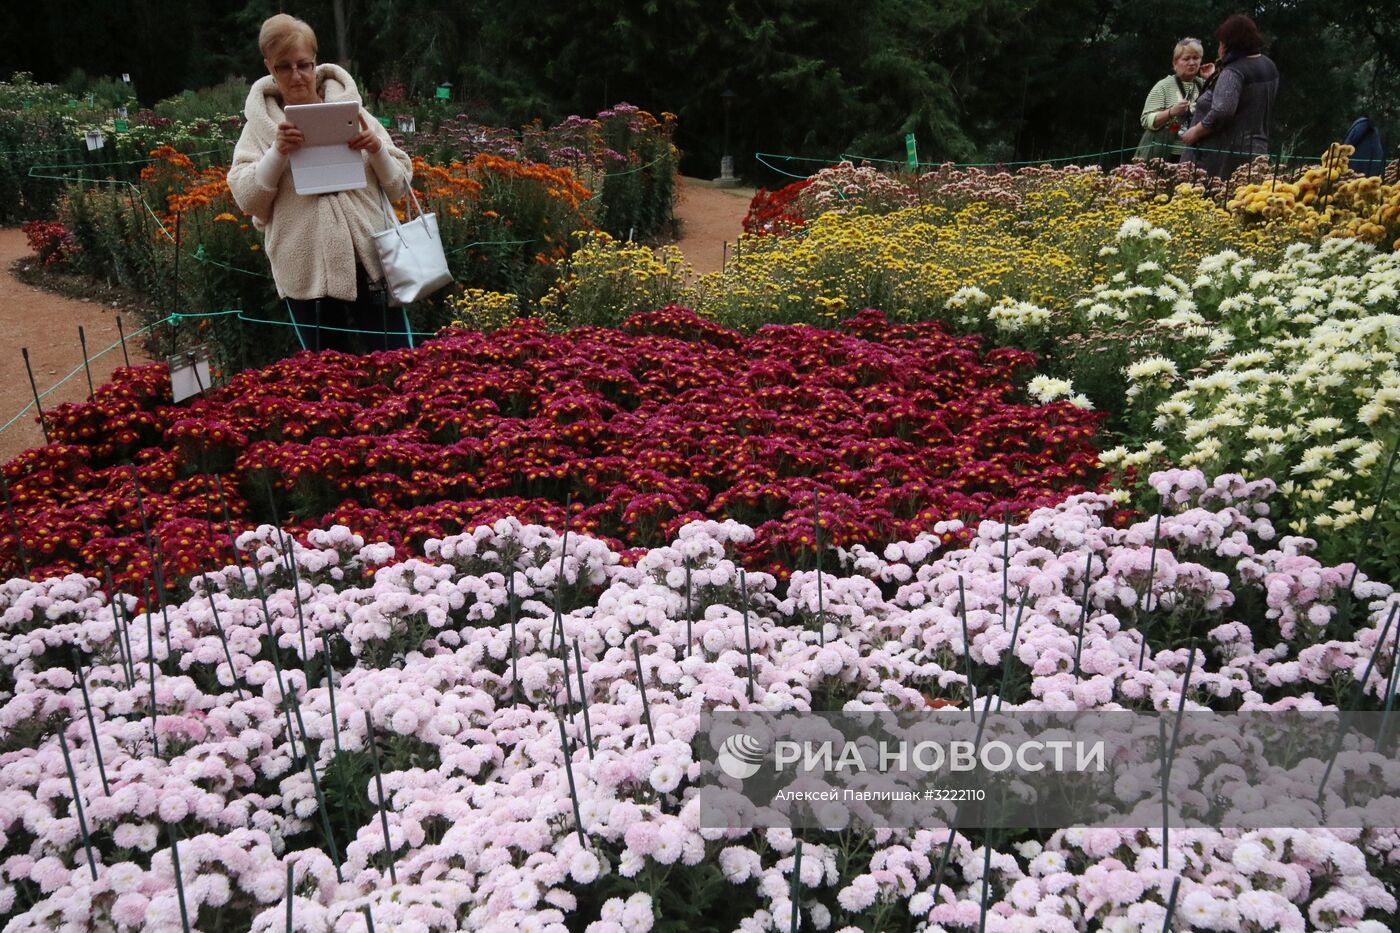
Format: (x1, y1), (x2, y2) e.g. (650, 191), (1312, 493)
(273, 60), (316, 78)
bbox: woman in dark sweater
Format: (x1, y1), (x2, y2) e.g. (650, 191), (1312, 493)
(1181, 14), (1279, 179)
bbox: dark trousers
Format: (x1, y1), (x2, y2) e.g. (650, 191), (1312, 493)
(287, 266), (413, 354)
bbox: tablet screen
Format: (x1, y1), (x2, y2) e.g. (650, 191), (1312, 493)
(284, 102), (359, 147)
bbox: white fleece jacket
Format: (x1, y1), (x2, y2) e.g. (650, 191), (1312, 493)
(227, 64), (413, 301)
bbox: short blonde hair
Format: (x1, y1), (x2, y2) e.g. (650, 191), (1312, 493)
(259, 14), (317, 63)
(1173, 38), (1203, 61)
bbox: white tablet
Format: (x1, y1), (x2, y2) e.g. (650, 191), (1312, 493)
(283, 101), (367, 195)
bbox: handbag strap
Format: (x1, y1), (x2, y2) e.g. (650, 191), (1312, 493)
(378, 173), (427, 229)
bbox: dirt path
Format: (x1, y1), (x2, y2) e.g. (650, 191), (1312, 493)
(0, 229), (152, 465)
(672, 176), (756, 274)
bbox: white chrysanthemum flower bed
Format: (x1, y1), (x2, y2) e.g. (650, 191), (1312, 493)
(1085, 234), (1400, 553)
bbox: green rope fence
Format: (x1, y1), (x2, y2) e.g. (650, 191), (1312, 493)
(0, 318), (167, 436)
(25, 161), (537, 277)
(836, 142), (1322, 169)
(0, 303), (522, 442)
(757, 142), (1325, 177)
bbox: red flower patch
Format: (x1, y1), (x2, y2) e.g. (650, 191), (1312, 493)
(1, 308), (1104, 587)
(742, 180), (811, 237)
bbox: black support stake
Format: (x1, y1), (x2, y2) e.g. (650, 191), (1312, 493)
(167, 823), (193, 933)
(740, 568), (756, 703)
(557, 712), (589, 849)
(633, 639), (655, 745)
(573, 640), (595, 758)
(363, 711), (399, 885)
(78, 325), (95, 399)
(73, 651), (110, 796)
(20, 348), (48, 443)
(56, 728), (99, 880)
(117, 315), (131, 367)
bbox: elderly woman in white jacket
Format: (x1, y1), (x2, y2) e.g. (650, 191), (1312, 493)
(228, 14), (414, 354)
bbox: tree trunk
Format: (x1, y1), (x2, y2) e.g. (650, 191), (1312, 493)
(333, 0), (350, 67)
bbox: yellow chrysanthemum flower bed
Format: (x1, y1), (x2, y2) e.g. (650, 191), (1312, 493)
(695, 176), (1289, 330)
(446, 171), (1298, 338)
(445, 288), (531, 334)
(1229, 145), (1400, 250)
(533, 232), (696, 329)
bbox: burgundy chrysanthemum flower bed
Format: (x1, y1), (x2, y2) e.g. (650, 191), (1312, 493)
(0, 308), (1104, 587)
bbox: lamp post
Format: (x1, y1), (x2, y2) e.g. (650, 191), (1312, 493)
(716, 87), (739, 187)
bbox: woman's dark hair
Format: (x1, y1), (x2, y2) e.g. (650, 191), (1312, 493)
(1216, 13), (1264, 54)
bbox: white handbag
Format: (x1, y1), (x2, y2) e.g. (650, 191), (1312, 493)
(372, 181), (453, 307)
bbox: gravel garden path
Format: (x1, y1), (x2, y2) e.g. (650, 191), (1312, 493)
(672, 175), (755, 273)
(0, 229), (152, 464)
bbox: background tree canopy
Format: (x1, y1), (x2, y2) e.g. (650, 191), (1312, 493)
(2, 0), (1396, 180)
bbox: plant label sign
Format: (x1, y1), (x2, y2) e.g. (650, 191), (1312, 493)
(122, 73), (131, 83)
(169, 348), (212, 403)
(905, 133), (918, 170)
(435, 85), (451, 100)
(84, 130), (105, 151)
(377, 115), (391, 128)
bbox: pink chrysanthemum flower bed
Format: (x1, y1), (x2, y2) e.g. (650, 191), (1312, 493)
(1, 470), (1397, 931)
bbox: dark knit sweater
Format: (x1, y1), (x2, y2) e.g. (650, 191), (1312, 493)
(1186, 54), (1279, 178)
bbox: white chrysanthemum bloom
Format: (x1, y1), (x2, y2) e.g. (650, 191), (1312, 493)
(988, 299), (1051, 332)
(1218, 293), (1257, 315)
(1116, 217), (1151, 239)
(569, 850), (602, 884)
(1084, 301), (1122, 320)
(510, 881), (540, 910)
(1157, 398), (1194, 419)
(1291, 445), (1338, 476)
(1230, 839), (1270, 875)
(1181, 890), (1225, 927)
(649, 762), (682, 794)
(946, 285), (990, 309)
(1243, 425), (1276, 444)
(1014, 839), (1043, 859)
(1226, 349), (1274, 370)
(1359, 387), (1400, 427)
(1029, 850), (1067, 875)
(1126, 356), (1178, 382)
(1026, 375), (1076, 404)
(1347, 442), (1383, 474)
(1304, 416), (1343, 435)
(1321, 347), (1372, 373)
(1365, 281), (1400, 305)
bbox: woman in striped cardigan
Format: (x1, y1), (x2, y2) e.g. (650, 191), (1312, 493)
(1134, 38), (1207, 163)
